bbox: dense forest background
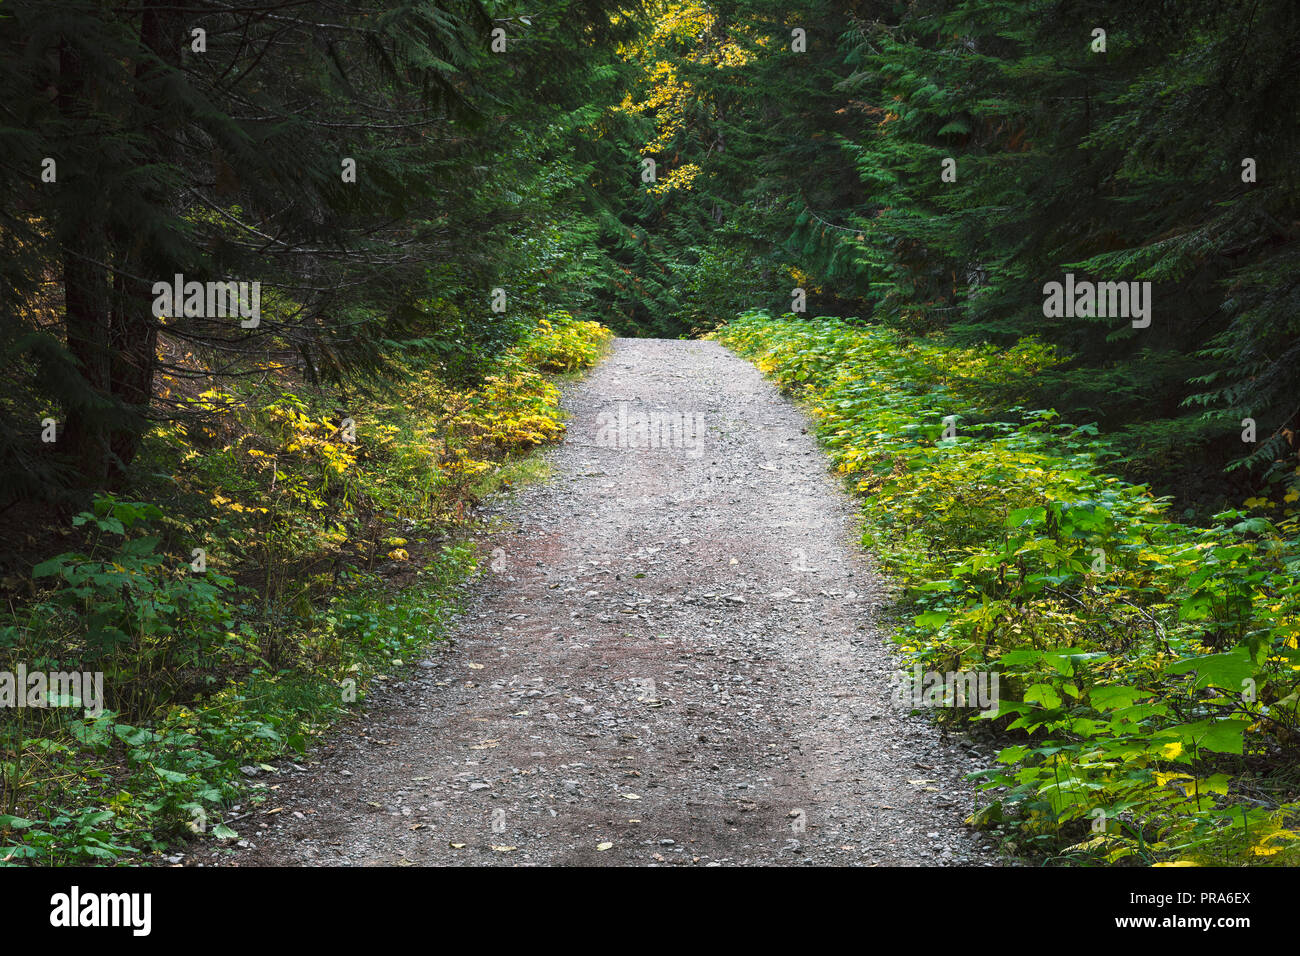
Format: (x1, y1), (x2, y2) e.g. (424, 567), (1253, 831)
(4, 0), (1298, 520)
(1, 0), (1298, 864)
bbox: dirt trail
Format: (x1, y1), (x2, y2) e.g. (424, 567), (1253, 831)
(213, 338), (999, 866)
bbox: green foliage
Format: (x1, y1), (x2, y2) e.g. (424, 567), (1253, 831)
(24, 498), (243, 712)
(0, 0), (637, 500)
(517, 312), (616, 373)
(824, 0), (1300, 502)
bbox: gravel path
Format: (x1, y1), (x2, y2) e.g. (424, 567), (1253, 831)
(213, 338), (1000, 867)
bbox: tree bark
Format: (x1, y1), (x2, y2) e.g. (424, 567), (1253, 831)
(58, 2), (185, 483)
(57, 36), (114, 485)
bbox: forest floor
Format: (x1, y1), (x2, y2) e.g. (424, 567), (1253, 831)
(202, 338), (999, 866)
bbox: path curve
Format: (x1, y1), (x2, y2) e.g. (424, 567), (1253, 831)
(214, 338), (999, 867)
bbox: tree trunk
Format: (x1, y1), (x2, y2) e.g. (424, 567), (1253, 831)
(57, 37), (114, 485)
(58, 3), (185, 484)
(107, 0), (186, 470)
